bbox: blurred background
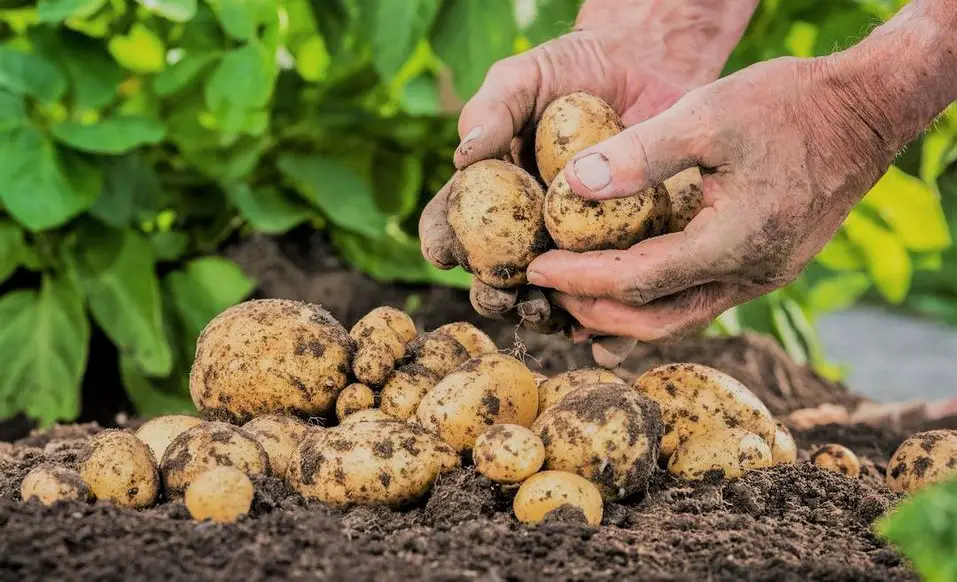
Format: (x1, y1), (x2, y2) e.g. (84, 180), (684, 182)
(0, 0), (954, 430)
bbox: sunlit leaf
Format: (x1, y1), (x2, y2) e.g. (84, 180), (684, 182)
(861, 166), (951, 252)
(842, 211), (912, 303)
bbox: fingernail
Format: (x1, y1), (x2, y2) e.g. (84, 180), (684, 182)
(527, 269), (549, 287)
(573, 153), (612, 191)
(457, 126), (483, 152)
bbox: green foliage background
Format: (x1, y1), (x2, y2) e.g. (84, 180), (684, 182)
(0, 0), (955, 424)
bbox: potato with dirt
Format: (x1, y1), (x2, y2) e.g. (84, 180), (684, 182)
(184, 466), (254, 524)
(668, 428), (772, 481)
(408, 331), (471, 377)
(513, 470), (603, 526)
(417, 354), (539, 451)
(537, 368), (625, 414)
(20, 465), (92, 506)
(446, 159), (550, 288)
(79, 430), (160, 508)
(134, 415), (203, 461)
(535, 92), (624, 186)
(350, 307), (417, 386)
(886, 429), (957, 494)
(339, 409), (397, 424)
(380, 364), (439, 421)
(242, 414), (310, 478)
(635, 363), (776, 457)
(336, 383), (376, 420)
(532, 383), (663, 500)
(190, 299), (353, 423)
(472, 424), (546, 484)
(288, 420), (460, 506)
(811, 444), (861, 478)
(161, 422), (270, 496)
(433, 322), (498, 357)
(663, 167), (705, 232)
(770, 421), (798, 466)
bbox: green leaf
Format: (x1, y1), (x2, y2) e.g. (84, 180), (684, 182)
(212, 0), (275, 41)
(0, 46), (67, 102)
(0, 220), (28, 284)
(0, 276), (90, 424)
(52, 116), (166, 155)
(401, 74), (441, 116)
(363, 0), (440, 79)
(108, 23), (167, 74)
(150, 231), (189, 261)
(225, 182), (313, 234)
(860, 166), (952, 252)
(120, 355), (195, 417)
(165, 257), (254, 339)
(372, 150), (422, 219)
(204, 43), (276, 139)
(806, 272), (872, 314)
(878, 477), (957, 582)
(32, 29), (124, 110)
(294, 35), (331, 82)
(0, 90), (28, 131)
(36, 0), (106, 23)
(842, 211), (912, 303)
(431, 0), (518, 99)
(90, 154), (167, 228)
(153, 52), (220, 97)
(135, 0), (197, 22)
(276, 153), (388, 238)
(74, 228), (172, 376)
(815, 231), (866, 271)
(523, 0), (579, 45)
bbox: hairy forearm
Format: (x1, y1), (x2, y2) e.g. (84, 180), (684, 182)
(575, 0), (760, 84)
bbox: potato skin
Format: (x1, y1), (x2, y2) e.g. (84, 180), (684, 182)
(771, 421), (797, 466)
(473, 424), (546, 484)
(409, 331), (471, 378)
(161, 422), (269, 496)
(668, 428), (772, 481)
(78, 430), (160, 508)
(185, 467), (254, 524)
(537, 369), (624, 415)
(21, 464), (92, 506)
(350, 307), (416, 386)
(532, 383), (662, 500)
(288, 420), (460, 506)
(663, 167), (704, 232)
(811, 444), (861, 478)
(447, 160), (550, 288)
(535, 92), (623, 185)
(340, 409), (397, 425)
(380, 364), (439, 421)
(190, 299), (353, 422)
(135, 415), (203, 461)
(417, 354), (539, 452)
(513, 471), (603, 526)
(242, 414), (310, 478)
(886, 430), (957, 494)
(635, 363), (776, 456)
(434, 322), (498, 357)
(336, 383), (377, 420)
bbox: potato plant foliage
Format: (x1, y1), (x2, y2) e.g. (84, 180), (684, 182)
(0, 0), (954, 425)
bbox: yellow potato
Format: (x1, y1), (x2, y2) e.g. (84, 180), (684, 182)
(537, 368), (624, 414)
(242, 414), (310, 478)
(886, 429), (957, 494)
(190, 299), (353, 422)
(513, 471), (603, 526)
(447, 159), (550, 288)
(340, 409), (397, 425)
(663, 167), (705, 232)
(20, 464), (92, 506)
(473, 424), (545, 484)
(288, 420), (460, 506)
(417, 354), (538, 452)
(668, 428), (772, 481)
(533, 373), (549, 387)
(534, 92), (623, 185)
(409, 331), (470, 378)
(350, 307), (416, 386)
(78, 430), (160, 508)
(771, 421), (798, 466)
(634, 363), (776, 456)
(336, 383), (377, 420)
(811, 444), (861, 478)
(434, 322), (498, 357)
(184, 466), (254, 524)
(532, 383), (662, 500)
(380, 364), (439, 421)
(161, 422), (269, 496)
(134, 415), (203, 461)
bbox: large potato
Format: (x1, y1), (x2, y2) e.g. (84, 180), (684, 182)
(242, 414), (310, 478)
(380, 364), (439, 421)
(161, 422), (269, 496)
(513, 471), (603, 527)
(532, 383), (662, 500)
(473, 424), (545, 484)
(288, 420), (459, 506)
(417, 354), (538, 451)
(668, 428), (772, 481)
(185, 467), (254, 524)
(434, 322), (498, 357)
(79, 430), (160, 508)
(535, 92), (623, 185)
(635, 363), (775, 456)
(886, 429), (957, 494)
(340, 409), (397, 424)
(447, 159), (550, 288)
(537, 368), (625, 414)
(134, 415), (203, 461)
(190, 299), (353, 422)
(350, 307), (416, 386)
(21, 465), (92, 506)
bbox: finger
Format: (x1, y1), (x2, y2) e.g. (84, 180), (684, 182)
(469, 281), (519, 320)
(591, 336), (638, 369)
(419, 178), (457, 269)
(515, 287), (572, 335)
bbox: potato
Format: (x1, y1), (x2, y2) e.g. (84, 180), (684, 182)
(184, 466), (254, 524)
(535, 92), (623, 186)
(635, 363), (776, 456)
(288, 420), (460, 506)
(770, 421), (797, 466)
(886, 429), (957, 494)
(532, 383), (662, 500)
(434, 322), (498, 357)
(380, 364), (439, 421)
(78, 430), (160, 508)
(663, 167), (705, 232)
(161, 422), (269, 496)
(513, 471), (603, 527)
(242, 414), (310, 478)
(447, 159), (550, 288)
(417, 354), (538, 451)
(533, 373), (549, 387)
(473, 424), (545, 484)
(351, 307), (416, 386)
(340, 409), (397, 425)
(537, 368), (624, 414)
(190, 299), (353, 422)
(336, 383), (376, 420)
(811, 444), (860, 478)
(20, 464), (92, 506)
(668, 428), (772, 481)
(408, 331), (470, 378)
(134, 415), (203, 461)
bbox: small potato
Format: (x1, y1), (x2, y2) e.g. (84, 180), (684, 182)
(886, 430), (957, 494)
(417, 354), (538, 452)
(535, 92), (623, 185)
(771, 421), (798, 466)
(663, 167), (704, 232)
(811, 444), (861, 478)
(408, 331), (470, 378)
(289, 420), (460, 506)
(185, 466), (254, 524)
(242, 414), (310, 478)
(340, 409), (397, 425)
(190, 299), (354, 422)
(134, 415), (203, 461)
(380, 364), (439, 421)
(533, 383), (662, 500)
(336, 383), (377, 420)
(537, 368), (625, 414)
(21, 465), (92, 506)
(473, 424), (545, 484)
(513, 471), (603, 527)
(434, 322), (498, 357)
(161, 422), (269, 496)
(635, 363), (776, 456)
(350, 307), (416, 386)
(668, 428), (772, 481)
(79, 430), (160, 508)
(447, 159), (550, 288)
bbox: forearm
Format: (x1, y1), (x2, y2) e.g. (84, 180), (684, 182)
(576, 0), (760, 84)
